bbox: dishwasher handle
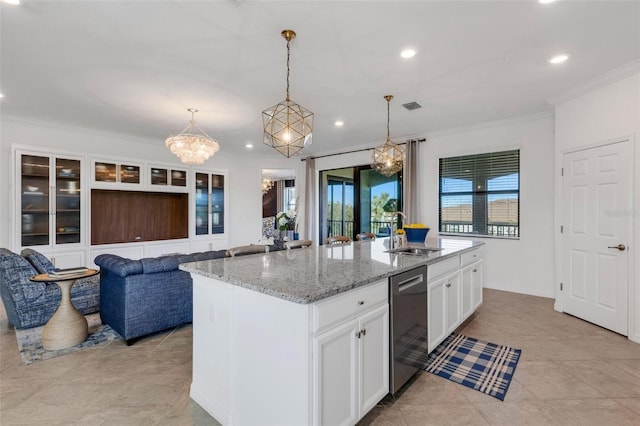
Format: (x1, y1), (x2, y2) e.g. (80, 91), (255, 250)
(396, 274), (424, 293)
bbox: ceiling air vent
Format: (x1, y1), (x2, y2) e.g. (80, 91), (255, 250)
(402, 101), (422, 111)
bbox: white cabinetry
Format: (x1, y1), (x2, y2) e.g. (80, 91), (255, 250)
(428, 246), (483, 352)
(428, 270), (461, 352)
(191, 275), (388, 426)
(15, 149), (86, 265)
(313, 303), (389, 426)
(461, 246), (484, 319)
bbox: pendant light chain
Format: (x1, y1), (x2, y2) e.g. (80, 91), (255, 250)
(286, 38), (291, 101)
(387, 98), (391, 141)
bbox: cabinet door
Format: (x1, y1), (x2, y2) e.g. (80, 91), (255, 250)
(194, 172), (210, 235)
(313, 319), (358, 426)
(20, 154), (51, 247)
(461, 264), (474, 321)
(19, 152), (83, 248)
(445, 272), (461, 335)
(54, 157), (81, 245)
(358, 304), (389, 417)
(428, 276), (447, 352)
(471, 260), (484, 310)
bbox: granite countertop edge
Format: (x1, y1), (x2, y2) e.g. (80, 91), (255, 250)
(180, 240), (484, 304)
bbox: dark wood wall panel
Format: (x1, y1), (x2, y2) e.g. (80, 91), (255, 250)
(91, 189), (188, 245)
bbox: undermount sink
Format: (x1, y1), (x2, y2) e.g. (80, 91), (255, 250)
(386, 247), (444, 256)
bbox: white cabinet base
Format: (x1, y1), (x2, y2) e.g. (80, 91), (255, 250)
(191, 275), (388, 426)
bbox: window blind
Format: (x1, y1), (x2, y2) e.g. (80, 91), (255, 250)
(439, 150), (519, 238)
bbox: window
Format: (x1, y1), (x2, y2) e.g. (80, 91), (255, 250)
(439, 150), (519, 238)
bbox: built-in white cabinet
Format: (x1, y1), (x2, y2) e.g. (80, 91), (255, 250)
(313, 303), (389, 426)
(428, 246), (483, 352)
(16, 149), (85, 265)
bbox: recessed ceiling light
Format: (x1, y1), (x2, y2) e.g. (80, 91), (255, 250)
(334, 121), (344, 127)
(0, 93), (4, 99)
(245, 143), (253, 149)
(3, 0), (21, 5)
(539, 0), (556, 4)
(549, 54), (569, 64)
(400, 49), (416, 59)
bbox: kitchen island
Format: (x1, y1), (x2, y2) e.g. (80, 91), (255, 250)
(181, 238), (483, 426)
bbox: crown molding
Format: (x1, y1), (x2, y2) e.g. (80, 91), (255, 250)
(423, 111), (552, 139)
(547, 59), (640, 106)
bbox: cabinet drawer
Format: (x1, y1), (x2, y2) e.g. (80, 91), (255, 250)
(312, 280), (387, 334)
(427, 256), (460, 281)
(461, 246), (483, 267)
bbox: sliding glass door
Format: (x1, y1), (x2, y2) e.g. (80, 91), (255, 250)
(320, 165), (401, 244)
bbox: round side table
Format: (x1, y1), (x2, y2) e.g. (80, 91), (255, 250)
(30, 269), (99, 350)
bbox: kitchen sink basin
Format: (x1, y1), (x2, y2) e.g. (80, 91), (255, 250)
(386, 247), (444, 255)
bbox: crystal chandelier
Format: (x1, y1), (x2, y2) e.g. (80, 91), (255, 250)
(165, 108), (220, 164)
(371, 95), (405, 177)
(261, 176), (275, 194)
(262, 29), (314, 158)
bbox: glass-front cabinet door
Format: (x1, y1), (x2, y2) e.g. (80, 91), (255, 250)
(19, 152), (83, 248)
(194, 171), (226, 237)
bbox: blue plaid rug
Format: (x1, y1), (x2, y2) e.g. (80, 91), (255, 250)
(424, 333), (522, 401)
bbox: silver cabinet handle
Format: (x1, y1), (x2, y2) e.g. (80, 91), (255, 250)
(357, 300), (364, 305)
(361, 328), (366, 336)
(607, 244), (626, 251)
(446, 282), (452, 288)
(356, 331), (361, 338)
(472, 269), (477, 273)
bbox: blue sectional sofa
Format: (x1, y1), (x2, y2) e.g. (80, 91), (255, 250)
(94, 250), (229, 344)
(0, 248), (100, 329)
(94, 241), (289, 344)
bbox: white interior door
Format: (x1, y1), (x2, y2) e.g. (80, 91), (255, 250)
(562, 139), (632, 335)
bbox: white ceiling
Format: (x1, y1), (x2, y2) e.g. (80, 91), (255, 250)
(1, 0), (639, 158)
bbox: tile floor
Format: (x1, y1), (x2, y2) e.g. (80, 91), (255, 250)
(1, 289), (639, 425)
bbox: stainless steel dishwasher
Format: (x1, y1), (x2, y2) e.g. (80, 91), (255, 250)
(389, 265), (428, 394)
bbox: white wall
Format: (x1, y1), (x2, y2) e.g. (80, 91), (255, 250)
(0, 115), (303, 251)
(421, 114), (556, 298)
(553, 69), (640, 343)
(312, 114), (556, 298)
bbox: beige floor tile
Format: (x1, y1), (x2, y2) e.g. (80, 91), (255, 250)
(399, 403), (489, 425)
(3, 288), (640, 425)
(544, 398), (640, 426)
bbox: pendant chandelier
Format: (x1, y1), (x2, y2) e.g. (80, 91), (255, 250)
(371, 95), (405, 177)
(261, 176), (275, 194)
(165, 108), (220, 164)
(262, 29), (314, 158)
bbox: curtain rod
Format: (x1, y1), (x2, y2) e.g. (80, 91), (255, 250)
(300, 138), (425, 161)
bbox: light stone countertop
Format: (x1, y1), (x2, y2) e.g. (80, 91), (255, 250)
(180, 237), (484, 304)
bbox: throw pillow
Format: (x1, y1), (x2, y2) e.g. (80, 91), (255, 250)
(21, 248), (55, 273)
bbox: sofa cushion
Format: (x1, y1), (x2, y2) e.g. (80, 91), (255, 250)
(94, 254), (143, 277)
(21, 248), (55, 274)
(140, 250), (228, 274)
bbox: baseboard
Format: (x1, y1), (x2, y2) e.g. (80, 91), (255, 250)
(190, 383), (230, 425)
(483, 283), (555, 300)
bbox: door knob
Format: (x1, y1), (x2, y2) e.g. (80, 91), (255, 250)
(607, 244), (626, 251)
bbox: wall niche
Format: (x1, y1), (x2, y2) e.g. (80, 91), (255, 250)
(91, 189), (188, 245)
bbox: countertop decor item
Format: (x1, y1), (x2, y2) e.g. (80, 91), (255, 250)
(165, 108), (221, 164)
(262, 29), (314, 158)
(371, 95), (405, 177)
(404, 224), (430, 243)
